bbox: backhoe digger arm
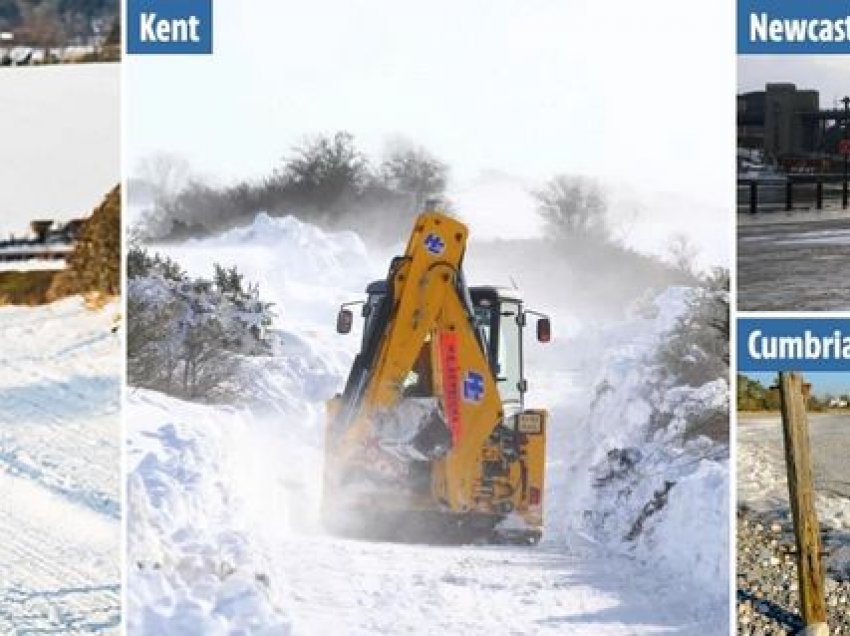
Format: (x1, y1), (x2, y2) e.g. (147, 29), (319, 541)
(337, 212), (502, 513)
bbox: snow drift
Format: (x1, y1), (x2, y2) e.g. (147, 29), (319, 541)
(548, 288), (729, 607)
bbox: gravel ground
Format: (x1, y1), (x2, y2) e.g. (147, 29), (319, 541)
(737, 510), (850, 635)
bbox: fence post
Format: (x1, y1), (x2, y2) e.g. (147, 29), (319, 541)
(750, 181), (758, 214)
(778, 372), (828, 631)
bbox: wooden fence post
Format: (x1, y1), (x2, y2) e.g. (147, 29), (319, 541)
(777, 372), (828, 631)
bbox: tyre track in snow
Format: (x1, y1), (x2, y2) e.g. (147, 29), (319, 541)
(0, 299), (121, 632)
(0, 472), (120, 634)
(0, 300), (120, 517)
(262, 533), (712, 635)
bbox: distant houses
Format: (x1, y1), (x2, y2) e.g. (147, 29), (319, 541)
(0, 43), (102, 66)
(0, 30), (115, 66)
(0, 219), (85, 263)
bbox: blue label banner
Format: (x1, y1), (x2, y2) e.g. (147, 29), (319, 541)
(739, 318), (850, 372)
(127, 0), (213, 55)
(739, 0), (850, 54)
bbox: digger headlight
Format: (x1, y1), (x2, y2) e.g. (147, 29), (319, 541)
(515, 412), (544, 435)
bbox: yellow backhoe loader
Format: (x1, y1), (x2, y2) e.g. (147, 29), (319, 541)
(323, 209), (551, 544)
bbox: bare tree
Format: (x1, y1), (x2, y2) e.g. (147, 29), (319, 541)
(534, 175), (609, 240)
(135, 153), (192, 202)
(281, 132), (369, 207)
(380, 140), (448, 212)
(16, 0), (65, 54)
(666, 233), (700, 278)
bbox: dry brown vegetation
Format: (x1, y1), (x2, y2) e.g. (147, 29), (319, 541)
(0, 185), (120, 307)
(0, 270), (59, 305)
(48, 185), (120, 301)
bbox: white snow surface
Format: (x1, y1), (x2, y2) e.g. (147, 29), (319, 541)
(0, 297), (121, 633)
(129, 213), (729, 634)
(0, 64), (120, 235)
(541, 288), (729, 608)
(0, 260), (66, 272)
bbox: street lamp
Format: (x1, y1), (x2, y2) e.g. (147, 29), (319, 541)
(843, 96), (850, 209)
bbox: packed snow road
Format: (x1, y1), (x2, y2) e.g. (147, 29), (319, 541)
(0, 298), (121, 633)
(264, 532), (713, 635)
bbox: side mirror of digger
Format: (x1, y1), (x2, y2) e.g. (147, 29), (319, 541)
(336, 308), (354, 334)
(536, 317), (551, 343)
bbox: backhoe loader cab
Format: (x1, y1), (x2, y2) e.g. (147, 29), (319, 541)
(337, 283), (549, 414)
(325, 211), (550, 544)
(468, 286), (550, 413)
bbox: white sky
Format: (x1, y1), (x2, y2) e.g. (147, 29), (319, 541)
(0, 63), (119, 237)
(739, 56), (850, 107)
(127, 1), (734, 263)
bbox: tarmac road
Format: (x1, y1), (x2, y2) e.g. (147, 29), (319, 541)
(738, 213), (850, 311)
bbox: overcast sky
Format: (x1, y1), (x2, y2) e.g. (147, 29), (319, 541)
(739, 56), (850, 107)
(127, 0), (734, 261)
(0, 64), (119, 237)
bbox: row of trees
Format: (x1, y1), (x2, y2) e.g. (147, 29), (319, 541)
(0, 0), (118, 48)
(534, 174), (703, 278)
(127, 246), (274, 401)
(136, 133), (705, 280)
(135, 133), (449, 244)
(737, 374), (845, 412)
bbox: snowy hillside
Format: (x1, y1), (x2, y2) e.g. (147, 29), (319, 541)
(0, 297), (121, 633)
(128, 214), (729, 633)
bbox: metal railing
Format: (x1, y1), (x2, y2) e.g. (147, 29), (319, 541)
(737, 174), (850, 214)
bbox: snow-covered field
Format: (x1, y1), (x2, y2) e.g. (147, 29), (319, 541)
(128, 214), (729, 634)
(0, 260), (66, 272)
(0, 297), (121, 632)
(0, 63), (119, 236)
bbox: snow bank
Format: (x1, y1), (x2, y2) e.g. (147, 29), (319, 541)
(127, 391), (319, 634)
(548, 288), (729, 606)
(184, 212), (373, 293)
(129, 215), (356, 630)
